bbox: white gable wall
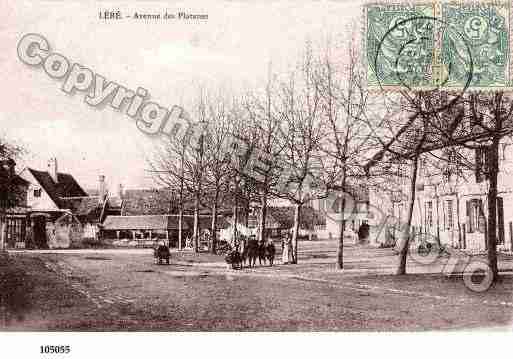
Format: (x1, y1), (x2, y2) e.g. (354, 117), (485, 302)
(19, 168), (59, 211)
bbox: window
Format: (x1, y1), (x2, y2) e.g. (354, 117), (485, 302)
(425, 201), (433, 228)
(445, 200), (454, 230)
(501, 143), (508, 161)
(466, 199), (484, 233)
(33, 188), (42, 198)
(397, 203), (404, 224)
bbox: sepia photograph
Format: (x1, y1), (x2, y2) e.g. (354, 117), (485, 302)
(1, 0), (513, 356)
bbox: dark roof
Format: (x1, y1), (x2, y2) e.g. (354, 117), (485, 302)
(121, 188), (236, 216)
(60, 196), (99, 215)
(122, 189), (176, 215)
(28, 168), (87, 208)
(60, 195), (122, 223)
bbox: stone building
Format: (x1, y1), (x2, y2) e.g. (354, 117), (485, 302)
(390, 143), (513, 253)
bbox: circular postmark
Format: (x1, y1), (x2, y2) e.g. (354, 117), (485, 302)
(373, 16), (474, 115)
(463, 260), (494, 293)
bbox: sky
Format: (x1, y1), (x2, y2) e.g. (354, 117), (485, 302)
(0, 0), (362, 193)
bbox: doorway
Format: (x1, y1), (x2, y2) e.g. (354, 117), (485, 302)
(33, 216), (48, 249)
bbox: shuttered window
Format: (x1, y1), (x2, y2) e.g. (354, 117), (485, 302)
(445, 199), (454, 230)
(467, 199), (484, 233)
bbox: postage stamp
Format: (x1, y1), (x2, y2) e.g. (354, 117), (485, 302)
(365, 1), (512, 91)
(441, 2), (510, 88)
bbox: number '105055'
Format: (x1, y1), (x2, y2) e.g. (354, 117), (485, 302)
(40, 346), (70, 354)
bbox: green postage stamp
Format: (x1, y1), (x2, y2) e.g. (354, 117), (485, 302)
(365, 1), (512, 90)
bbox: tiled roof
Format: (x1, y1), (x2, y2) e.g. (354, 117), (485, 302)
(121, 188), (236, 216)
(60, 197), (99, 215)
(122, 189), (177, 215)
(28, 168), (87, 208)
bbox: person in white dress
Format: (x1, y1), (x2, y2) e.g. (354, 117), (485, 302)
(282, 232), (292, 264)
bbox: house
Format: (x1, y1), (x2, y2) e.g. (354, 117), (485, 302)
(390, 143), (513, 253)
(1, 157), (121, 249)
(101, 214), (230, 248)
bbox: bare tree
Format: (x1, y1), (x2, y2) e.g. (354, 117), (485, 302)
(243, 68), (286, 244)
(273, 47), (330, 264)
(315, 34), (377, 269)
(202, 96), (235, 253)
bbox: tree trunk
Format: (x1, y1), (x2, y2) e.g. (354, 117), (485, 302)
(244, 200), (250, 227)
(178, 171), (184, 251)
(259, 192), (268, 242)
(193, 192), (200, 253)
(396, 156), (419, 275)
(178, 209), (183, 250)
(232, 201), (238, 246)
(456, 193), (461, 248)
(0, 218), (6, 252)
(435, 190), (442, 247)
(337, 195), (346, 270)
(291, 203), (301, 264)
(486, 140), (499, 281)
(210, 198), (218, 254)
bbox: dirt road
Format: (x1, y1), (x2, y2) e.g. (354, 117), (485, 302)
(2, 242), (513, 330)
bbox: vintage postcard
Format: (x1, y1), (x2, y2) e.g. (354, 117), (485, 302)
(1, 0), (512, 357)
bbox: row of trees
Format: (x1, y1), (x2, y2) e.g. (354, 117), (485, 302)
(150, 33), (513, 282)
(150, 36), (372, 267)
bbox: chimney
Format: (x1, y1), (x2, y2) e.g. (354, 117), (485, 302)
(98, 175), (107, 204)
(118, 183), (124, 200)
(48, 158), (58, 183)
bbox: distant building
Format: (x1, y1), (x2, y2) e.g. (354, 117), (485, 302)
(308, 185), (370, 240)
(101, 214), (230, 248)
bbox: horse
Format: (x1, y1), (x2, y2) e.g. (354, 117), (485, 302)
(258, 239), (276, 267)
(226, 236), (247, 269)
(244, 237), (259, 268)
(225, 248), (243, 269)
(154, 243), (170, 265)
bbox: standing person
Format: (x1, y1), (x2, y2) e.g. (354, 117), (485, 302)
(282, 232), (292, 264)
